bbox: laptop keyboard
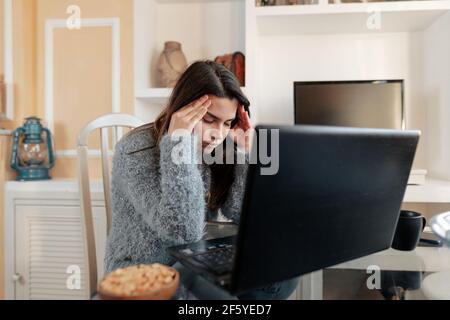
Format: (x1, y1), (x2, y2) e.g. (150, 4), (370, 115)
(190, 244), (235, 275)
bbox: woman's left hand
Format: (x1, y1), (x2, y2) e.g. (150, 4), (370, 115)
(229, 105), (253, 153)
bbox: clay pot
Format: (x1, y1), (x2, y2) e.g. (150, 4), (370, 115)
(156, 41), (188, 88)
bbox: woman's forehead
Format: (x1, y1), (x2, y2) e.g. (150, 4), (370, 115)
(208, 96), (238, 120)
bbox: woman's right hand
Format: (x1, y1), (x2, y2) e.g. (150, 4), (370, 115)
(168, 95), (212, 136)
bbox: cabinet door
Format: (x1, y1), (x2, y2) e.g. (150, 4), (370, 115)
(14, 205), (106, 300)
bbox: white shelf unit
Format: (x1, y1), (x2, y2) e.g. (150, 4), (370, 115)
(250, 0), (450, 205)
(255, 1), (450, 35)
(134, 0), (450, 205)
(134, 0), (253, 122)
(405, 178), (450, 203)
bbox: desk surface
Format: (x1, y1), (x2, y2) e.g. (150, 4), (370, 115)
(204, 223), (450, 300)
(325, 244), (450, 300)
(205, 223), (450, 273)
(204, 222), (239, 240)
(330, 246), (450, 272)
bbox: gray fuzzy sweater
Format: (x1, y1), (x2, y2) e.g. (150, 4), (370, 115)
(104, 127), (248, 275)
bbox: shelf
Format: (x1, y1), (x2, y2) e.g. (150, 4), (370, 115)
(330, 246), (450, 272)
(136, 87), (248, 101)
(5, 179), (104, 194)
(135, 88), (173, 100)
(0, 129), (12, 136)
(404, 178), (450, 203)
(255, 0), (450, 35)
(155, 0), (244, 3)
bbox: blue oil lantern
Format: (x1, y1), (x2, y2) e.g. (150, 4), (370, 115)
(10, 117), (55, 181)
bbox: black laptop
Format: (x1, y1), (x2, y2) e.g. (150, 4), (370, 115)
(168, 125), (420, 295)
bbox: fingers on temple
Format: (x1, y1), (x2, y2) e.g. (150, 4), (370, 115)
(179, 95), (210, 117)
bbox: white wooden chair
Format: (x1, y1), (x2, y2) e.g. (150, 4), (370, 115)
(77, 113), (145, 299)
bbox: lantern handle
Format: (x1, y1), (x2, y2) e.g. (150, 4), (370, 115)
(43, 128), (55, 169)
(10, 127), (25, 170)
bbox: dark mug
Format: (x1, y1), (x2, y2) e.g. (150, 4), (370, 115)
(392, 210), (426, 251)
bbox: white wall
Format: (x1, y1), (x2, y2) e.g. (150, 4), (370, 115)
(424, 11), (450, 179)
(408, 30), (427, 171)
(154, 1), (245, 86)
(257, 33), (409, 123)
(256, 32), (428, 169)
(134, 0), (246, 123)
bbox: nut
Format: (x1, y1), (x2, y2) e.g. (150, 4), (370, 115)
(99, 264), (177, 297)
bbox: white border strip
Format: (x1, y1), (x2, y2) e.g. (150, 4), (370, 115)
(57, 149), (114, 159)
(3, 0), (13, 120)
(44, 18), (121, 158)
(0, 129), (12, 135)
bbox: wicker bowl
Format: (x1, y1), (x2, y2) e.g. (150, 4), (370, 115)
(98, 264), (179, 300)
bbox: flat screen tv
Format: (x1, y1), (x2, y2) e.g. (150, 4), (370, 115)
(294, 80), (404, 130)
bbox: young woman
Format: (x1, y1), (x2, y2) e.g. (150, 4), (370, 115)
(105, 60), (298, 299)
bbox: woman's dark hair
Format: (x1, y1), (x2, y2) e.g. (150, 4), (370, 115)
(143, 60), (250, 211)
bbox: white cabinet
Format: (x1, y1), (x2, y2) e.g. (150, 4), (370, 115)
(4, 180), (106, 300)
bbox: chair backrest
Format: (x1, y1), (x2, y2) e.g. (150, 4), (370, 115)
(77, 113), (145, 299)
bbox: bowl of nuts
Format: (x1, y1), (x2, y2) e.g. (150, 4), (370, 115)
(98, 263), (180, 300)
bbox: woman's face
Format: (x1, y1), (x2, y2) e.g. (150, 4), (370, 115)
(194, 95), (238, 154)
